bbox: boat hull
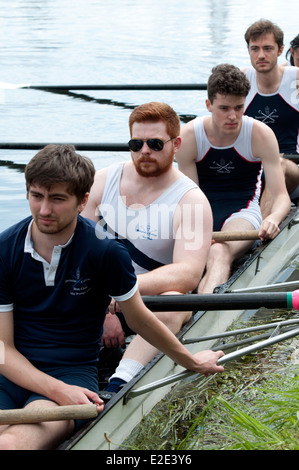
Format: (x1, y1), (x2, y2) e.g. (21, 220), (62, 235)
(61, 206), (299, 450)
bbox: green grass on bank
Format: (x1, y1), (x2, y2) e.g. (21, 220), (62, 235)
(123, 322), (299, 450)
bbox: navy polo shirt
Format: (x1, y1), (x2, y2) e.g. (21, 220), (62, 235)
(0, 215), (137, 367)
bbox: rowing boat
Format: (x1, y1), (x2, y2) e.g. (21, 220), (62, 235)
(61, 205), (299, 450)
(57, 201), (299, 450)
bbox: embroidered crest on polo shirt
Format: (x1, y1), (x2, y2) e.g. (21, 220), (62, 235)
(65, 267), (91, 296)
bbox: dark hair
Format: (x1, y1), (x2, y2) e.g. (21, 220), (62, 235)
(129, 102), (180, 138)
(244, 19), (284, 49)
(25, 144), (95, 202)
(207, 64), (250, 103)
(285, 34), (299, 65)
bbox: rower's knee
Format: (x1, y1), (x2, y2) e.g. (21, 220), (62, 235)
(155, 310), (191, 333)
(208, 241), (232, 265)
(281, 157), (299, 193)
(0, 433), (18, 450)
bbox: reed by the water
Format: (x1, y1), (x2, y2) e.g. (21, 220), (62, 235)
(123, 311), (299, 450)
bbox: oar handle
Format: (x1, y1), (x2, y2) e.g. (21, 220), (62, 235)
(292, 290), (299, 311)
(212, 230), (259, 241)
(0, 404), (98, 425)
(142, 291), (299, 311)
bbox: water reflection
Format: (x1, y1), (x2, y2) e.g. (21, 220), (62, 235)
(0, 0), (298, 232)
(208, 0), (230, 62)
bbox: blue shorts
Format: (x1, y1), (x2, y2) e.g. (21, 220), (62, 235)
(0, 364), (99, 433)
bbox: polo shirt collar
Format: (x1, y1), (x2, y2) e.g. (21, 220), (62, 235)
(24, 219), (74, 286)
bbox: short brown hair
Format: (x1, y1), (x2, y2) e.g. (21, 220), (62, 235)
(25, 144), (95, 202)
(244, 19), (284, 49)
(129, 102), (180, 138)
(286, 34), (299, 65)
(207, 64), (250, 102)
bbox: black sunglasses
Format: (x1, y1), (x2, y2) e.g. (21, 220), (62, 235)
(128, 137), (175, 152)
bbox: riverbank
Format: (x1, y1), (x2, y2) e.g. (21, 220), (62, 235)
(124, 310), (299, 450)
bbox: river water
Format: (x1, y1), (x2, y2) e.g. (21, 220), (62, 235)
(0, 0), (298, 232)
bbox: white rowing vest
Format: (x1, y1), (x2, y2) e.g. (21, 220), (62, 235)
(244, 66), (299, 154)
(193, 116), (262, 230)
(96, 162), (197, 274)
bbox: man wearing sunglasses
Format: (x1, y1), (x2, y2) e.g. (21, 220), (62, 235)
(176, 64), (290, 294)
(82, 101), (213, 395)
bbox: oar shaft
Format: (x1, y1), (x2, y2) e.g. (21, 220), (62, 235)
(212, 230), (259, 241)
(23, 84), (208, 91)
(218, 326), (299, 365)
(126, 326), (299, 400)
(230, 280), (299, 293)
(0, 404), (98, 425)
(0, 142), (129, 151)
(183, 318), (299, 344)
(0, 143), (298, 165)
(142, 291), (298, 311)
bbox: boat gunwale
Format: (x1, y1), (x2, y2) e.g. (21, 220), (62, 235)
(59, 203), (299, 450)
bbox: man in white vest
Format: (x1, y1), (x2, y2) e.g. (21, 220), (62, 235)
(243, 18), (299, 215)
(82, 101), (217, 395)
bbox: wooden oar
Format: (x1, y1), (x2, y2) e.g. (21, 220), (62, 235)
(0, 404), (98, 426)
(142, 291), (299, 311)
(212, 230), (259, 241)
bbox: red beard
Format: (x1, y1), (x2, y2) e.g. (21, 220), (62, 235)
(133, 155), (173, 177)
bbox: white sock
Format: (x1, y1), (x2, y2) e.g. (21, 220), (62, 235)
(109, 358), (144, 383)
